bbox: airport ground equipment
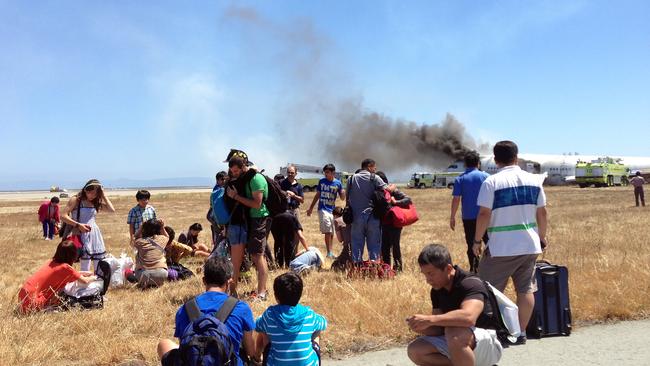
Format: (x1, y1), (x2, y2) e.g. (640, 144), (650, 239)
(408, 172), (434, 188)
(575, 157), (629, 188)
(527, 260), (572, 338)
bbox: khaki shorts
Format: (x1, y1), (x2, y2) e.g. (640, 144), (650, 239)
(318, 210), (335, 234)
(478, 250), (538, 293)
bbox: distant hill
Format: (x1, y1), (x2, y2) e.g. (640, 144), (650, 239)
(0, 177), (214, 191)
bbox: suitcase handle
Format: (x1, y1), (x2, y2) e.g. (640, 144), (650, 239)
(536, 259), (552, 266)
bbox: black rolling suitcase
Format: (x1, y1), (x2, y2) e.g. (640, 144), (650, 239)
(527, 260), (572, 338)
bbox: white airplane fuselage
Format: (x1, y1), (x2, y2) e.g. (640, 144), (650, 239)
(476, 154), (650, 185)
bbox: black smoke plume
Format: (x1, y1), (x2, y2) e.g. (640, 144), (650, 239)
(325, 99), (488, 171)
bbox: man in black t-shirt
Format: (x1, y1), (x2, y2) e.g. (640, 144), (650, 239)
(280, 165), (305, 220)
(270, 211), (309, 268)
(407, 244), (502, 366)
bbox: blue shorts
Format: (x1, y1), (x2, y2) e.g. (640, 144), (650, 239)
(228, 224), (248, 245)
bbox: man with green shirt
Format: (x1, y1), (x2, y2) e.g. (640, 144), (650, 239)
(226, 154), (270, 302)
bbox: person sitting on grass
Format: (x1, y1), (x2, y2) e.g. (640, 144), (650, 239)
(178, 222), (211, 255)
(18, 240), (97, 313)
(132, 219), (169, 289)
(157, 256), (257, 366)
(164, 226), (209, 264)
(255, 272), (327, 365)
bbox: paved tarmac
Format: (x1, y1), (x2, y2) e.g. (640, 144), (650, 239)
(326, 319), (650, 365)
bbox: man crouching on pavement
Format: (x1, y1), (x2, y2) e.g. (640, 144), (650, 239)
(407, 244), (502, 366)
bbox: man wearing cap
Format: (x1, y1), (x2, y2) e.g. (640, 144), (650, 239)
(225, 150), (271, 301)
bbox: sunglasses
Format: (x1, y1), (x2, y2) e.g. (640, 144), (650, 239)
(84, 185), (99, 192)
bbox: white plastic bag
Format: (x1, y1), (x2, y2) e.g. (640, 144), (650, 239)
(486, 282), (521, 338)
(64, 279), (103, 298)
(103, 253), (134, 287)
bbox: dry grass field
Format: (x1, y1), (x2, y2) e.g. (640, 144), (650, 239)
(1, 186), (649, 365)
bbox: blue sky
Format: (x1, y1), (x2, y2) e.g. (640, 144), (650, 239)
(1, 0), (649, 186)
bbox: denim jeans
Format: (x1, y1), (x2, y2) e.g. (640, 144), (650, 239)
(42, 220), (55, 239)
(351, 212), (382, 262)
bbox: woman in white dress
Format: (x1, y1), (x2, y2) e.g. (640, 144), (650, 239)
(61, 179), (115, 271)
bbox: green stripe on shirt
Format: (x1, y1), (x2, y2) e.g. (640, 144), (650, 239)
(488, 222), (537, 233)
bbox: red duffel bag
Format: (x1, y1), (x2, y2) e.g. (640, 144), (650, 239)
(384, 203), (419, 227)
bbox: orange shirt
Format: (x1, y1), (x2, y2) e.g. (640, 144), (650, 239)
(19, 260), (81, 311)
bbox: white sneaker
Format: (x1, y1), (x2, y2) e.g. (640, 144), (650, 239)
(45, 237), (52, 241)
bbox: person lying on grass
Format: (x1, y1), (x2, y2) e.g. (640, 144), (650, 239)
(18, 240), (96, 313)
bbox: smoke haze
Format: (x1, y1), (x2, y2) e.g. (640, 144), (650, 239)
(223, 6), (490, 173)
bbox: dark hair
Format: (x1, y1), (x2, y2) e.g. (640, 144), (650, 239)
(50, 196), (60, 204)
(216, 171), (228, 181)
(493, 141), (518, 165)
(141, 219), (163, 238)
(229, 156), (245, 169)
(164, 226), (175, 243)
(361, 158), (376, 169)
(135, 189), (151, 201)
(274, 272), (303, 306)
(52, 240), (79, 265)
(189, 223), (202, 232)
(203, 256), (233, 287)
(274, 174), (285, 182)
(332, 206), (343, 217)
(417, 244), (453, 270)
(323, 163), (336, 173)
(78, 179), (106, 210)
(636, 171), (642, 176)
(376, 171), (388, 184)
(464, 151), (481, 168)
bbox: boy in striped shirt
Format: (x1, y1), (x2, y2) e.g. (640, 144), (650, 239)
(255, 272), (327, 365)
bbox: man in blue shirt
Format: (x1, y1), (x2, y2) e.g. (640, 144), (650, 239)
(450, 151), (490, 273)
(157, 256), (257, 366)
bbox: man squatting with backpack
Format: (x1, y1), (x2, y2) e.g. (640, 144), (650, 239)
(407, 244), (503, 366)
(157, 256), (258, 366)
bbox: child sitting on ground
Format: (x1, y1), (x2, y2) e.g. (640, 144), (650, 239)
(289, 246), (325, 275)
(164, 226), (209, 264)
(178, 223), (211, 255)
(255, 272), (327, 365)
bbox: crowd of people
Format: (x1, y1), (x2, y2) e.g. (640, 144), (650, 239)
(20, 140), (555, 365)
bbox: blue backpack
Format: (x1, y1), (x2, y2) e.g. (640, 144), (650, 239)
(178, 296), (239, 366)
(210, 187), (231, 225)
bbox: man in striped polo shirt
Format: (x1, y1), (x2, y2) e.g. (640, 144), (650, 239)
(472, 140), (548, 345)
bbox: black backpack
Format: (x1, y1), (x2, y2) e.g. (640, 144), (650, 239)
(251, 174), (288, 217)
(370, 174), (391, 219)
